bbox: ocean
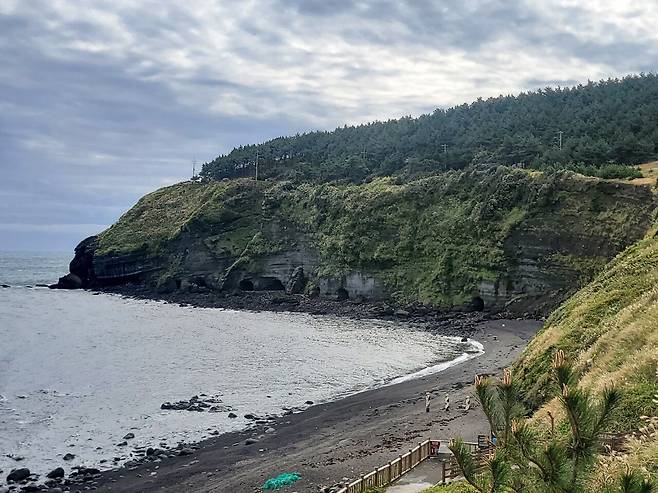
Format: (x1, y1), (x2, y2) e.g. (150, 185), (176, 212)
(0, 252), (482, 479)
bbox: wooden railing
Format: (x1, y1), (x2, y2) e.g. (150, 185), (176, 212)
(335, 439), (433, 493)
(335, 439), (490, 493)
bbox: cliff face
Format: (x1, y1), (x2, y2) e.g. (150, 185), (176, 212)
(65, 166), (658, 315)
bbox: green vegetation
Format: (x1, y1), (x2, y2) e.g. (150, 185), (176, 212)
(95, 166), (655, 309)
(421, 484), (477, 493)
(511, 221), (658, 488)
(448, 357), (652, 492)
(202, 76), (658, 183)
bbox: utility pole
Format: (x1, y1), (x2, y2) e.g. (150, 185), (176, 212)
(442, 143), (449, 154)
(192, 156), (197, 179)
(255, 150), (259, 181)
(558, 131), (563, 150)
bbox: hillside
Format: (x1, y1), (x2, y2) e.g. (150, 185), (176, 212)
(65, 166), (657, 315)
(202, 75), (658, 183)
(512, 220), (658, 487)
(427, 202), (658, 492)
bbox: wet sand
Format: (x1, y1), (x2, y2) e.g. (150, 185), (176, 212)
(92, 318), (541, 493)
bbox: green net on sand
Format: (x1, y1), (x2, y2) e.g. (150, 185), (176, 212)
(262, 472), (301, 490)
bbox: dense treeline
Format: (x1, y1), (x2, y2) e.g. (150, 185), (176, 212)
(201, 74), (658, 182)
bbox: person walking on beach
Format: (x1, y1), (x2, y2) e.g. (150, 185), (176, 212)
(425, 392), (431, 413)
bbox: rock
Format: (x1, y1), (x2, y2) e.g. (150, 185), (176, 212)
(285, 267), (307, 295)
(265, 427), (276, 434)
(63, 453), (75, 461)
(461, 336), (468, 342)
(21, 485), (40, 492)
(156, 278), (178, 294)
(123, 433), (135, 440)
(1, 284), (9, 288)
(177, 448), (194, 456)
(244, 413), (257, 420)
(47, 467), (65, 479)
(7, 468), (30, 482)
(51, 273), (83, 290)
(116, 441), (128, 446)
(73, 467), (100, 476)
(245, 438), (259, 445)
(394, 309), (410, 317)
(305, 400), (314, 405)
(228, 412), (238, 419)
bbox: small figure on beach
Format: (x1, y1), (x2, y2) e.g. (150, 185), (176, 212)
(464, 396), (471, 411)
(425, 392), (431, 413)
(444, 393), (450, 412)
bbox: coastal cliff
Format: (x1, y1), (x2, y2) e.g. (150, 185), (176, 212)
(59, 166), (658, 315)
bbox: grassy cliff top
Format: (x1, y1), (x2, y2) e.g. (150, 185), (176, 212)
(96, 166), (657, 308)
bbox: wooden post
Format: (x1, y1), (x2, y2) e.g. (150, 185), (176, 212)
(387, 462), (392, 483)
(441, 461), (446, 484)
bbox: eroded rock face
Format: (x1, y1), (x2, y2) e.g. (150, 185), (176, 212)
(49, 273), (82, 290)
(285, 266), (307, 295)
(56, 171), (658, 315)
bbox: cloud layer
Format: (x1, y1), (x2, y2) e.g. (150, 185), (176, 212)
(1, 0), (657, 250)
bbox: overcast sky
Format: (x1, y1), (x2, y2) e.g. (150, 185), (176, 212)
(1, 1), (657, 251)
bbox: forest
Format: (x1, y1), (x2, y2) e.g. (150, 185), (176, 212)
(201, 74), (658, 183)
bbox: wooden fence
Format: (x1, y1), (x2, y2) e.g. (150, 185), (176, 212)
(335, 439), (432, 493)
(334, 439), (486, 493)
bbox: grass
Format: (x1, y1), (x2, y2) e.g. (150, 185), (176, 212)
(95, 166), (656, 309)
(513, 225), (658, 483)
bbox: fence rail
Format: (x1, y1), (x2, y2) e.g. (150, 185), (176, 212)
(335, 439), (487, 493)
(335, 439), (432, 493)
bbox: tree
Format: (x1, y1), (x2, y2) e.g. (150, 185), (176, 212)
(449, 350), (653, 493)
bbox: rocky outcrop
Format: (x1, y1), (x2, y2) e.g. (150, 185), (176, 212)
(56, 168), (658, 315)
(49, 273), (82, 289)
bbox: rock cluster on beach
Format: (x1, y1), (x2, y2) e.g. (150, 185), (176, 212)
(160, 394), (234, 413)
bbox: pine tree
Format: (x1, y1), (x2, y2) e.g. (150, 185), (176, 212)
(448, 350), (653, 493)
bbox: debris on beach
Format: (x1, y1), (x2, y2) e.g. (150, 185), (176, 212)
(262, 472), (301, 490)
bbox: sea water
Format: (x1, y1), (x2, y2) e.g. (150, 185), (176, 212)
(0, 252), (481, 479)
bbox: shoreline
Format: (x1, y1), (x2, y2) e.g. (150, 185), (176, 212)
(84, 318), (541, 493)
(2, 287), (540, 492)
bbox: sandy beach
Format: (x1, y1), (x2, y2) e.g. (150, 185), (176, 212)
(88, 318), (540, 493)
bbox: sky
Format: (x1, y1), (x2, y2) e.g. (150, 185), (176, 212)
(1, 0), (657, 251)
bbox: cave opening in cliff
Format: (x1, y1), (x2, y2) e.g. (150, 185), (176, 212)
(257, 277), (285, 291)
(471, 296), (485, 311)
(238, 279), (254, 291)
(336, 287), (349, 300)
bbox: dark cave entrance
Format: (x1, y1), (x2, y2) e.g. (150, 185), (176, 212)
(257, 277), (285, 291)
(336, 287), (349, 300)
(471, 296), (485, 311)
(238, 279), (254, 291)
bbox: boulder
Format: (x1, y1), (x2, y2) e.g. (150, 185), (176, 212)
(123, 432), (135, 440)
(285, 267), (307, 295)
(63, 453), (75, 461)
(51, 273), (83, 290)
(47, 467), (65, 479)
(228, 412), (238, 419)
(6, 468), (30, 482)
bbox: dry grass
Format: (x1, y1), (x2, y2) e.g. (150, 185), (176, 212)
(516, 226), (658, 483)
(629, 161), (658, 186)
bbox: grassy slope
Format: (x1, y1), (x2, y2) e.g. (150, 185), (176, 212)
(422, 225), (658, 490)
(96, 166), (655, 308)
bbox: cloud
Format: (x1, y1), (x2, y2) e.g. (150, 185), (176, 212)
(0, 0), (656, 250)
